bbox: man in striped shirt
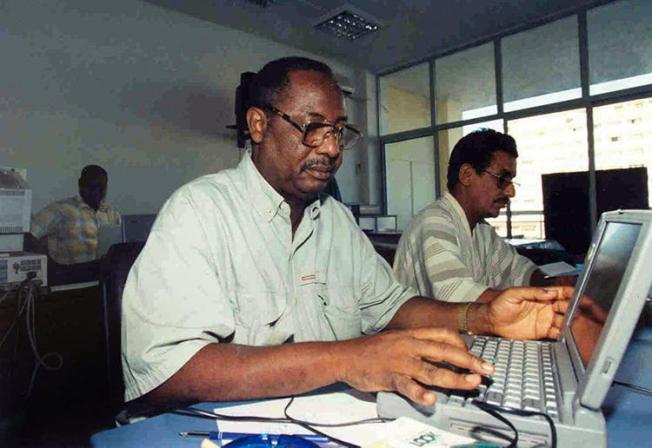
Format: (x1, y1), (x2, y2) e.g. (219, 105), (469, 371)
(394, 129), (554, 303)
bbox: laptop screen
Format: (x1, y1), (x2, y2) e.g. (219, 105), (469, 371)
(569, 221), (642, 367)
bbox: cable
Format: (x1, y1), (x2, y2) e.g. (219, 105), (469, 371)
(612, 380), (652, 397)
(284, 396), (360, 448)
(471, 400), (557, 448)
(0, 277), (64, 398)
(180, 397), (391, 448)
(23, 277), (63, 397)
(183, 402), (387, 428)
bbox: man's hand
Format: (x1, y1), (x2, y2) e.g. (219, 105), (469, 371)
(337, 328), (494, 406)
(483, 286), (574, 340)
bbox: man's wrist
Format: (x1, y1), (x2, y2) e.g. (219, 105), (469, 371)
(466, 302), (492, 335)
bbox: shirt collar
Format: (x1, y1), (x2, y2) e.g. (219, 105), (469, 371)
(442, 192), (473, 236)
(74, 195), (109, 213)
(240, 150), (322, 223)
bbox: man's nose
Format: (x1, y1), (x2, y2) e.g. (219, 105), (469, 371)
(505, 182), (516, 198)
(316, 131), (342, 159)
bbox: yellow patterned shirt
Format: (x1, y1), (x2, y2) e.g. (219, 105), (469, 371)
(31, 196), (121, 265)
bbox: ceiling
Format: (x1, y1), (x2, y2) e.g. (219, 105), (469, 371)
(142, 0), (604, 73)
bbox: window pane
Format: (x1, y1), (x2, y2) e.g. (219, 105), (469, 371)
(507, 109), (588, 239)
(385, 137), (436, 230)
(437, 121), (504, 196)
(379, 63), (431, 135)
(502, 16), (580, 112)
(594, 97), (652, 207)
(435, 43), (497, 124)
(589, 1), (652, 95)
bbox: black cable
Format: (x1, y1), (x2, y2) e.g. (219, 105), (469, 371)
(181, 397), (391, 448)
(183, 402), (387, 428)
(283, 396), (360, 448)
(471, 400), (557, 448)
(612, 380), (652, 397)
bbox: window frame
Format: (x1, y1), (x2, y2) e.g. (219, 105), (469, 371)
(377, 2), (652, 239)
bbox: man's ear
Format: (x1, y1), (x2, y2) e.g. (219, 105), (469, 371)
(247, 106), (268, 144)
(458, 163), (476, 187)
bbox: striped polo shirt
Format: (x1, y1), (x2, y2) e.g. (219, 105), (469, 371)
(393, 192), (537, 302)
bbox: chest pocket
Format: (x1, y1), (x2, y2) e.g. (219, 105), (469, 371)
(315, 284), (362, 341)
(232, 289), (290, 346)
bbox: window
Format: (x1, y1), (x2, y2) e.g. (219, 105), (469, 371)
(385, 137), (436, 230)
(378, 0), (652, 250)
(588, 0), (652, 95)
(379, 63), (431, 135)
(435, 43), (496, 124)
(502, 16), (580, 111)
(507, 109), (589, 238)
(593, 97), (652, 207)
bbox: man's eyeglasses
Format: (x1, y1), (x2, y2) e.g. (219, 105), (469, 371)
(263, 103), (361, 150)
(483, 170), (519, 189)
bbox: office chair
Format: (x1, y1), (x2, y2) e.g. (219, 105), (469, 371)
(99, 242), (145, 406)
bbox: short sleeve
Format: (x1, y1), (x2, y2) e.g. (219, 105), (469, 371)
(30, 203), (61, 239)
(356, 228), (416, 334)
(121, 187), (234, 401)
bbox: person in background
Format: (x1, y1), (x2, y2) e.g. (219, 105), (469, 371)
(393, 129), (572, 304)
(121, 57), (571, 412)
(29, 164), (121, 265)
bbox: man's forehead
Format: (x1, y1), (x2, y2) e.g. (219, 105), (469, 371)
(490, 150), (517, 174)
(281, 70), (345, 118)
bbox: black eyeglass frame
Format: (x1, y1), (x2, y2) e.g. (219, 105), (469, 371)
(262, 103), (362, 149)
(482, 169), (520, 189)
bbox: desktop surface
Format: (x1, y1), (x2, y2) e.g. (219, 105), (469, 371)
(91, 329), (652, 448)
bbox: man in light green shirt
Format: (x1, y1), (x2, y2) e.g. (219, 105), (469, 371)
(122, 57), (571, 410)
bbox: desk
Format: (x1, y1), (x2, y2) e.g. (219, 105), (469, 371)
(91, 333), (652, 447)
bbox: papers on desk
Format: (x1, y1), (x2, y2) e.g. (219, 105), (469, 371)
(539, 261), (581, 278)
(214, 390), (476, 447)
(215, 390), (379, 445)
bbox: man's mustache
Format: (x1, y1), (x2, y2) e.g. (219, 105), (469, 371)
(301, 158), (336, 171)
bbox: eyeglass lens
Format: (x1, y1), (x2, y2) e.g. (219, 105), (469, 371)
(303, 123), (358, 149)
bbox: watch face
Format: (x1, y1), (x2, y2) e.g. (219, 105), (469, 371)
(224, 434), (320, 448)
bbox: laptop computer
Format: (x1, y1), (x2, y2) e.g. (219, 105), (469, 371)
(377, 209), (652, 448)
(97, 223), (124, 258)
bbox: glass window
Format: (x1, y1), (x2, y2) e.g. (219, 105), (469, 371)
(435, 43), (497, 124)
(507, 109), (588, 239)
(379, 63), (431, 135)
(385, 137), (436, 230)
(502, 16), (581, 112)
(593, 97), (652, 207)
(588, 0), (652, 95)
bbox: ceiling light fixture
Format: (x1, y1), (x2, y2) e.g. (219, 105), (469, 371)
(314, 5), (382, 41)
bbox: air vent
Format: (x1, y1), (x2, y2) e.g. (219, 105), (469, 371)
(314, 5), (381, 41)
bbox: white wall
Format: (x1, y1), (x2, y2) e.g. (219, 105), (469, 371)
(0, 0), (372, 214)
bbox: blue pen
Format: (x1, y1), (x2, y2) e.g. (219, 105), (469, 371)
(178, 431), (331, 443)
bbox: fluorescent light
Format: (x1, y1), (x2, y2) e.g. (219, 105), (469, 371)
(314, 5), (381, 41)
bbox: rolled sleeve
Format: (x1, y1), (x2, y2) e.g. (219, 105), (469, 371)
(121, 188), (234, 401)
(357, 230), (416, 334)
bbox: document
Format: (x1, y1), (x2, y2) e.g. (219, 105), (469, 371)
(539, 261), (581, 278)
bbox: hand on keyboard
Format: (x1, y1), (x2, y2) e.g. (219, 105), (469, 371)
(483, 286), (574, 340)
(337, 328), (495, 407)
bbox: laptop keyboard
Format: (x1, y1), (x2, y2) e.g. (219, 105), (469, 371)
(446, 336), (560, 419)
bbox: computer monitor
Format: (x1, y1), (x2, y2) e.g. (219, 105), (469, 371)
(122, 214), (156, 243)
(97, 223), (124, 258)
(542, 166), (648, 256)
(0, 168), (31, 234)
